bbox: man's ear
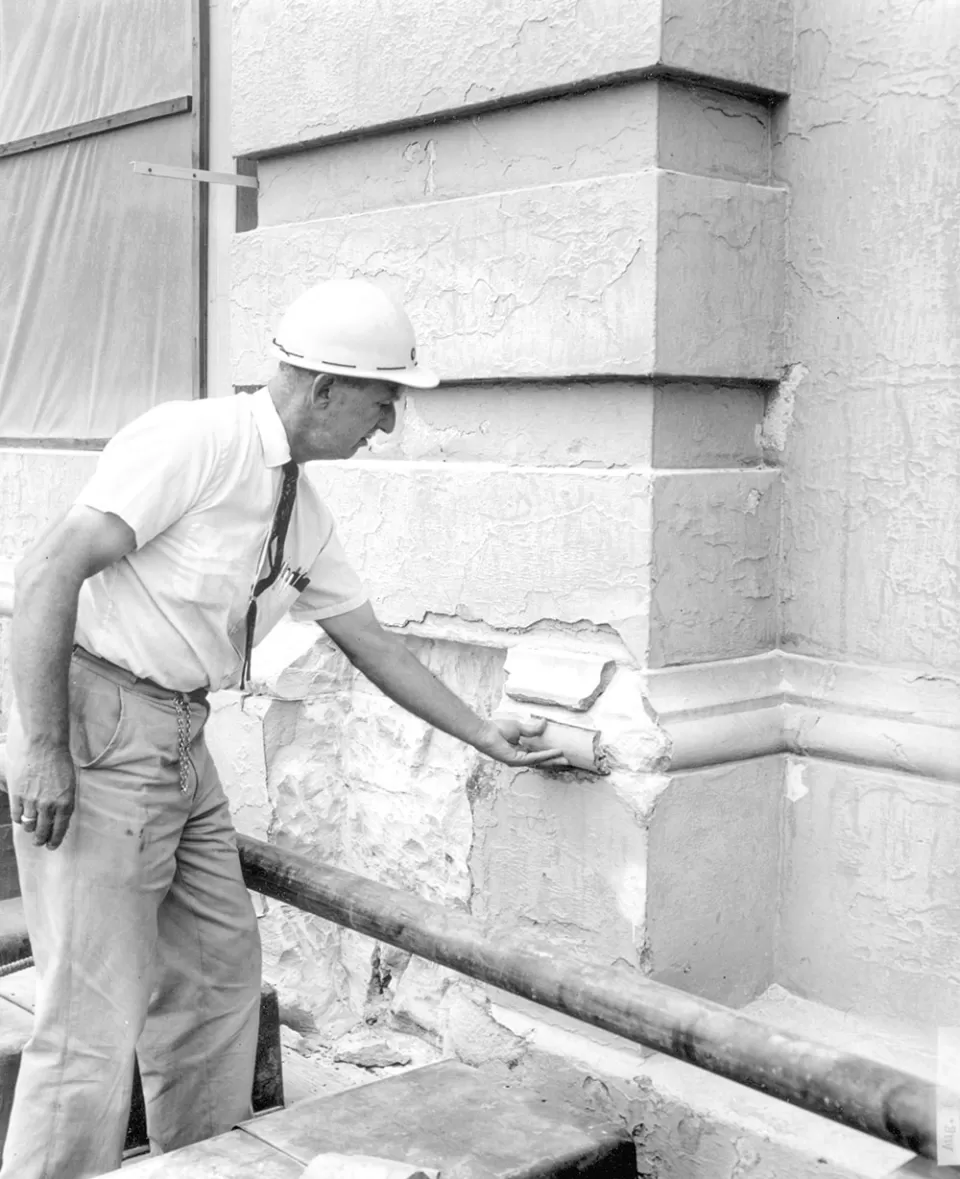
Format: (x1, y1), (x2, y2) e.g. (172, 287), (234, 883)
(310, 373), (335, 404)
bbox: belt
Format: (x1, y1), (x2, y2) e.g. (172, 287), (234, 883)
(72, 646), (208, 794)
(72, 646), (208, 704)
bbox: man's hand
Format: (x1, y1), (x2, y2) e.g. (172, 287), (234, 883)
(473, 715), (569, 769)
(10, 743), (76, 850)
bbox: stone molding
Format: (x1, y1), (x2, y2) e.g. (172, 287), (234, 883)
(648, 651), (960, 783)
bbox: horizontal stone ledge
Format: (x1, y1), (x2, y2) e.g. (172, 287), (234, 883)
(232, 170), (785, 386)
(232, 0), (791, 156)
(646, 652), (960, 783)
(238, 65), (786, 162)
(254, 80), (772, 227)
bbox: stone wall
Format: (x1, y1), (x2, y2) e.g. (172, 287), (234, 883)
(223, 0), (791, 1052)
(767, 0), (960, 1026)
(1, 0), (956, 1096)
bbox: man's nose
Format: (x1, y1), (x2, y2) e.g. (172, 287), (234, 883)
(379, 402), (398, 435)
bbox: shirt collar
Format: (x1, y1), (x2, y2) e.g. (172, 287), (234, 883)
(250, 387), (292, 468)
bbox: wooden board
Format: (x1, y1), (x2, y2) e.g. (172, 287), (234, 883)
(240, 1060), (633, 1178)
(0, 898), (28, 966)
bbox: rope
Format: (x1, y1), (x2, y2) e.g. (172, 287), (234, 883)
(0, 955), (33, 978)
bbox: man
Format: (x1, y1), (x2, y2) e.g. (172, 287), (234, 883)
(1, 278), (563, 1178)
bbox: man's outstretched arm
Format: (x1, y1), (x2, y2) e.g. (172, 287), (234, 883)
(11, 506), (135, 849)
(318, 602), (567, 768)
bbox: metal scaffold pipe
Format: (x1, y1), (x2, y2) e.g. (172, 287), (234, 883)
(238, 834), (939, 1161)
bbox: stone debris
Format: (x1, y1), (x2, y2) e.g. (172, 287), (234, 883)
(333, 1041), (414, 1069)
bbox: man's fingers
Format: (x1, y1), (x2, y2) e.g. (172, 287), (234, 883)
(9, 794), (23, 824)
(515, 718), (548, 738)
(32, 805), (55, 847)
(47, 807), (73, 851)
(18, 801), (38, 831)
(516, 747), (569, 768)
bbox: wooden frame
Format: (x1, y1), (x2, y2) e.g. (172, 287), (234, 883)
(0, 97), (192, 160)
(192, 0), (211, 400)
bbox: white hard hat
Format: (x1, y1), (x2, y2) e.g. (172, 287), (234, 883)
(271, 279), (439, 389)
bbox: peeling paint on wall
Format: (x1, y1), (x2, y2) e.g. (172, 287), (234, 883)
(758, 362), (806, 455)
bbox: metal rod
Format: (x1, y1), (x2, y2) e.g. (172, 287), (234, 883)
(238, 835), (940, 1159)
(0, 97), (192, 159)
(132, 161), (258, 188)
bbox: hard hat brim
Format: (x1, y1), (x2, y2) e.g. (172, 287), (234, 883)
(271, 345), (439, 389)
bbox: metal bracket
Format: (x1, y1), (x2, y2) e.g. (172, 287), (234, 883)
(132, 161), (258, 189)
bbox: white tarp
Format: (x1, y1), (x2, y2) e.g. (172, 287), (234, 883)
(0, 0), (191, 142)
(0, 116), (196, 437)
(0, 0), (196, 438)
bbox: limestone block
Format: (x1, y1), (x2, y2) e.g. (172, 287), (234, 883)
(301, 463), (652, 631)
(777, 758), (960, 1026)
(232, 0), (791, 155)
(468, 766), (667, 971)
(645, 756), (781, 1006)
(355, 382), (656, 468)
(655, 171), (785, 378)
(233, 170), (783, 385)
(650, 469), (780, 666)
(232, 171), (658, 385)
(469, 753), (780, 1011)
(257, 83), (659, 226)
(256, 80), (771, 227)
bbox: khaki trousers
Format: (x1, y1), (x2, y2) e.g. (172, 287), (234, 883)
(0, 651), (261, 1179)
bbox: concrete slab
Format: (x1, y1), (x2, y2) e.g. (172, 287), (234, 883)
(241, 1060), (634, 1177)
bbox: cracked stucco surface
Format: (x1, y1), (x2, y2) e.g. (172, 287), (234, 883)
(778, 758), (960, 1025)
(301, 464), (652, 630)
(650, 470), (780, 665)
(233, 170), (784, 385)
(776, 0), (960, 669)
(231, 0), (791, 155)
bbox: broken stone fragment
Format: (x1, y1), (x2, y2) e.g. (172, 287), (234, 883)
(333, 1041), (413, 1069)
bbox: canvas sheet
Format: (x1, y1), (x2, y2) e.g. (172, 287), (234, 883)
(0, 0), (191, 143)
(0, 114), (196, 437)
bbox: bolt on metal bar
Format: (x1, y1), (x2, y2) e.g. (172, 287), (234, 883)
(239, 834), (941, 1161)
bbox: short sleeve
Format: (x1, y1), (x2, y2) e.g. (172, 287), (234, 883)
(74, 401), (222, 548)
(290, 525), (368, 622)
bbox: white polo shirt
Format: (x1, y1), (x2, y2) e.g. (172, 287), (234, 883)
(73, 389), (367, 691)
